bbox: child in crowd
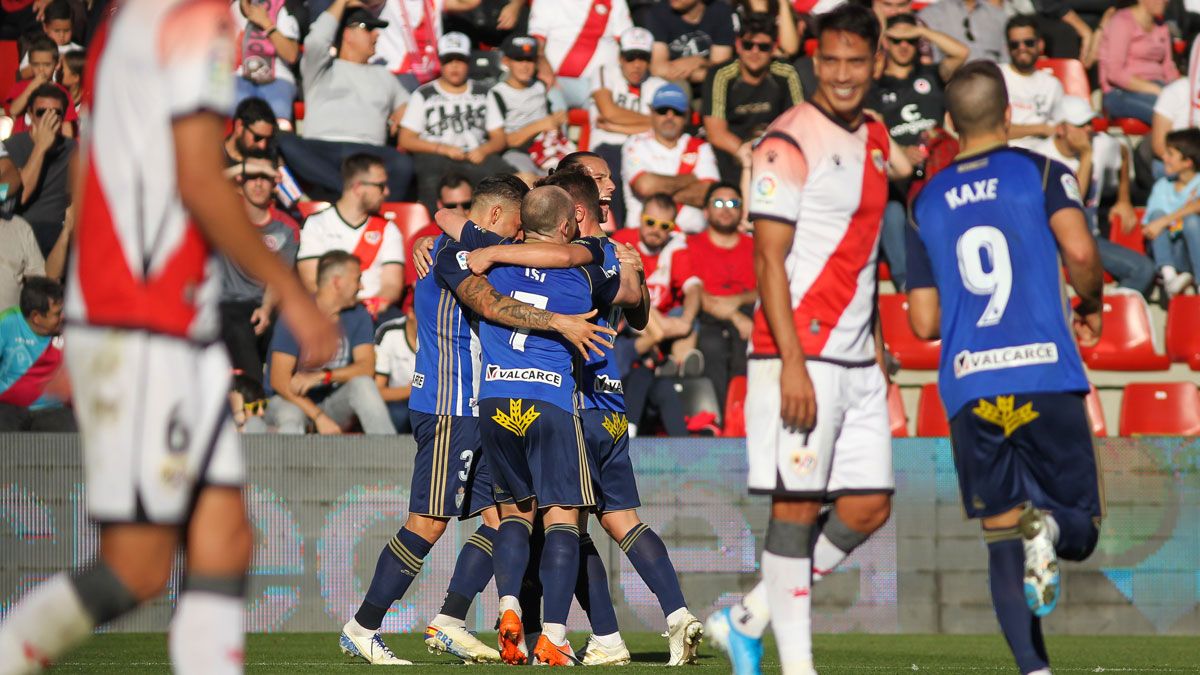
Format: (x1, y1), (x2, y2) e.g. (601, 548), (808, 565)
(488, 33), (571, 177)
(1143, 128), (1200, 298)
(4, 35), (79, 137)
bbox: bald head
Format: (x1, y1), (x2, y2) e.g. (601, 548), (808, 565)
(945, 60), (1009, 138)
(521, 185), (576, 240)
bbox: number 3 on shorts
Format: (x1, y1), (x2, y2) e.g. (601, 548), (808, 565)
(956, 225), (1012, 327)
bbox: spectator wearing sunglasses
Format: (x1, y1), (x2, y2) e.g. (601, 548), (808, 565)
(275, 0), (413, 203)
(621, 84), (720, 233)
(4, 83), (75, 258)
(3, 35), (79, 139)
(1001, 15), (1066, 151)
(703, 13), (803, 185)
(223, 97), (306, 208)
(918, 0), (1008, 64)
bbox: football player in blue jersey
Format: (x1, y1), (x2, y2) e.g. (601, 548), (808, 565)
(339, 175), (615, 665)
(905, 61), (1104, 675)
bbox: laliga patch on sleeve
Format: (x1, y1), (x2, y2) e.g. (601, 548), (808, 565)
(753, 172), (779, 204)
(456, 250), (470, 270)
(1060, 172), (1082, 206)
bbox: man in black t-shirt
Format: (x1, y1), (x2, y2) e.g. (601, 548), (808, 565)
(702, 13), (803, 184)
(866, 13), (968, 292)
(646, 0), (734, 86)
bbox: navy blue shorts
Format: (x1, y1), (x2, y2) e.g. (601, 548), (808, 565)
(581, 409), (640, 512)
(410, 412), (495, 519)
(949, 392), (1103, 521)
(478, 398), (598, 509)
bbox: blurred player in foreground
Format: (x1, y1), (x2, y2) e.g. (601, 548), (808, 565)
(906, 61), (1104, 675)
(0, 1), (336, 673)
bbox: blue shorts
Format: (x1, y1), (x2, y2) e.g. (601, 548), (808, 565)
(580, 409), (640, 512)
(478, 398), (598, 509)
(410, 412), (495, 519)
(949, 392), (1103, 520)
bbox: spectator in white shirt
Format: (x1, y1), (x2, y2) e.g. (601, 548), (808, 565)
(1001, 15), (1064, 150)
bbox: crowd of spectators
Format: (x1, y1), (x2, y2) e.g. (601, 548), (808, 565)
(2, 0), (1199, 436)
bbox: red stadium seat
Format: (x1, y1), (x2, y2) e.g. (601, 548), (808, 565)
(1107, 207), (1146, 255)
(296, 201), (330, 219)
(1085, 384), (1107, 436)
(879, 294), (941, 370)
(1165, 296), (1200, 370)
(1078, 294), (1170, 371)
(878, 260), (891, 282)
(1119, 382), (1200, 436)
(723, 375), (747, 437)
(567, 108), (590, 152)
(1035, 58), (1090, 99)
(887, 383), (908, 437)
(293, 100), (305, 121)
(381, 201), (433, 242)
(915, 382), (949, 437)
(0, 41), (17, 115)
(1109, 117), (1151, 136)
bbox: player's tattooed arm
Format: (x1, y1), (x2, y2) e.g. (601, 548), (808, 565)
(455, 275), (615, 358)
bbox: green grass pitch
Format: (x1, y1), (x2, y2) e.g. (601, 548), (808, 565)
(54, 632), (1197, 673)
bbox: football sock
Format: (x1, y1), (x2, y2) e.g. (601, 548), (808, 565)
(1046, 510), (1099, 562)
(494, 517), (534, 600)
(438, 525), (497, 623)
(169, 575), (246, 675)
(619, 523), (687, 617)
(0, 572), (103, 670)
(574, 533), (620, 637)
(541, 523), (581, 625)
(728, 581), (770, 638)
(812, 508), (872, 581)
(355, 527), (434, 631)
(762, 519), (814, 673)
(543, 622), (568, 646)
(984, 527), (1050, 674)
(519, 518), (545, 635)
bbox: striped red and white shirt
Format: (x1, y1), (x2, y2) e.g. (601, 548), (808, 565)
(747, 102), (889, 364)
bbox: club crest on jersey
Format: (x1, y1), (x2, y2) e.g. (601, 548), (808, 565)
(455, 486), (466, 509)
(914, 78), (932, 94)
(492, 399), (540, 437)
(871, 148), (885, 174)
(972, 395), (1040, 437)
(364, 230), (382, 245)
(485, 364), (562, 387)
(601, 413), (628, 440)
(263, 233), (281, 251)
(593, 374), (624, 395)
(595, 2), (608, 13)
(791, 449), (818, 476)
(681, 151), (698, 165)
(456, 250), (470, 270)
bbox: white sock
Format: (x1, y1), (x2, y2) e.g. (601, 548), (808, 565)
(593, 632), (624, 649)
(763, 551), (812, 672)
(1044, 513), (1061, 546)
(812, 533), (850, 582)
(727, 581), (770, 638)
(343, 617), (375, 638)
(431, 613), (465, 629)
(665, 606), (689, 628)
(499, 595), (521, 616)
(542, 622), (567, 645)
(169, 591), (244, 675)
(0, 574), (95, 672)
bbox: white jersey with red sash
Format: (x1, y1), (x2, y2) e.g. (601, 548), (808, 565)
(375, 0), (443, 81)
(296, 206), (405, 299)
(66, 0), (237, 342)
(529, 0), (632, 80)
(621, 130), (719, 233)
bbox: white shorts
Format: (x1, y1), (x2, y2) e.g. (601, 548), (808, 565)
(745, 358), (894, 499)
(65, 326), (243, 524)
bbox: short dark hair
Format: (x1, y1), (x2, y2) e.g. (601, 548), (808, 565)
(341, 153), (386, 188)
(556, 151), (604, 173)
(704, 180), (741, 204)
(473, 173), (529, 207)
(20, 276), (63, 318)
(61, 48), (85, 78)
(644, 192), (677, 214)
(234, 97), (277, 128)
(1166, 128), (1200, 169)
(816, 3), (879, 53)
(1005, 14), (1040, 41)
(438, 172), (472, 194)
(886, 13), (919, 29)
(945, 60), (1008, 137)
(232, 373), (266, 404)
(42, 0), (72, 24)
(537, 167), (601, 226)
(739, 12), (777, 40)
(316, 250), (360, 287)
(29, 83), (68, 113)
(26, 34), (58, 59)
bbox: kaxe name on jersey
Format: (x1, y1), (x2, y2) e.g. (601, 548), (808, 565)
(945, 177), (999, 210)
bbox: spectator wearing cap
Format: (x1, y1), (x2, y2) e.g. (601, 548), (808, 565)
(1001, 16), (1065, 151)
(218, 158), (300, 387)
(1099, 0), (1180, 126)
(1030, 97), (1154, 297)
(918, 0), (1008, 64)
(275, 0), (413, 201)
(528, 0), (635, 108)
(230, 0), (302, 125)
(869, 13), (967, 292)
(589, 26), (670, 229)
(489, 34), (569, 177)
(702, 13), (803, 185)
(400, 31), (515, 212)
(621, 83), (720, 234)
(646, 0), (735, 86)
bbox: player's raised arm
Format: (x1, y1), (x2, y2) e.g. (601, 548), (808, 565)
(465, 239), (601, 276)
(434, 206), (471, 241)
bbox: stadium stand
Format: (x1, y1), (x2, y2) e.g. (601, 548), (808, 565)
(1119, 382), (1200, 435)
(915, 382), (949, 437)
(1165, 296), (1200, 370)
(1078, 294), (1171, 371)
(879, 294), (941, 370)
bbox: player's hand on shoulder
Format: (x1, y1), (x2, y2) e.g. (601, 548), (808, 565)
(616, 242), (643, 274)
(412, 236), (437, 279)
(779, 357), (817, 433)
(467, 247), (498, 275)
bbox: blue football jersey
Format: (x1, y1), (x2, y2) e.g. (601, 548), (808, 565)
(579, 238), (626, 411)
(479, 252), (599, 414)
(907, 146), (1090, 417)
(409, 225), (506, 416)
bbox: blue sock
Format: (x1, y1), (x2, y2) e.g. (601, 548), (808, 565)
(985, 528), (1049, 673)
(355, 527), (434, 630)
(574, 534), (620, 636)
(440, 525), (497, 621)
(493, 517), (533, 600)
(541, 523), (581, 624)
(620, 523), (686, 617)
(520, 519), (545, 634)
